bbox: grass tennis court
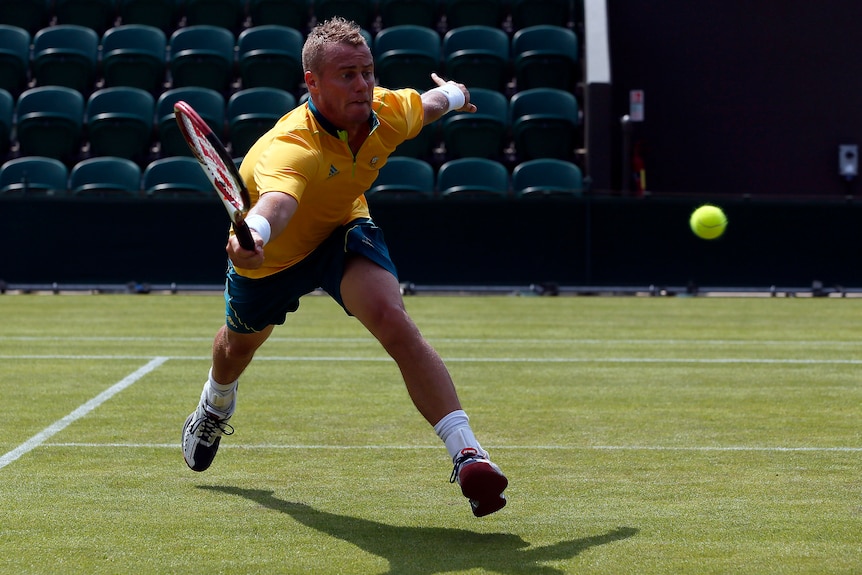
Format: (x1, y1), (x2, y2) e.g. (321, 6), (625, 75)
(1, 293), (860, 574)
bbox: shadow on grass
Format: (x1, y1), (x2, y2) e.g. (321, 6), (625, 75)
(199, 485), (638, 574)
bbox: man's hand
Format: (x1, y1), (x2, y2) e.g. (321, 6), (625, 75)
(226, 231), (265, 269)
(225, 191), (298, 270)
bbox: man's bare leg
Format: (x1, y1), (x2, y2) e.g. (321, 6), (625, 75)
(182, 325), (273, 471)
(340, 257), (508, 516)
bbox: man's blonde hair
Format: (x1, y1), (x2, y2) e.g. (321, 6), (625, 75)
(302, 16), (369, 74)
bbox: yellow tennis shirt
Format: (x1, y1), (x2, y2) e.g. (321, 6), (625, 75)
(236, 86), (424, 279)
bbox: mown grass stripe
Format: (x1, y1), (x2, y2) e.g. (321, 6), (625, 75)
(3, 335), (862, 346)
(41, 443), (862, 452)
(2, 354), (862, 365)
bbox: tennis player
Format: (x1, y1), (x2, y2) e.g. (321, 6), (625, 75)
(181, 17), (508, 516)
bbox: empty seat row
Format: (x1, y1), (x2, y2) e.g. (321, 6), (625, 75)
(0, 155), (217, 198)
(396, 87), (581, 163)
(0, 23), (304, 96)
(0, 85), (295, 164)
(370, 157), (584, 199)
(0, 84), (579, 166)
(0, 0), (582, 36)
(0, 0), (302, 34)
(0, 22), (579, 97)
(0, 155), (583, 199)
(375, 23), (579, 93)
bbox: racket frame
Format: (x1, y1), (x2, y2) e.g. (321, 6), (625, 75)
(173, 100), (256, 251)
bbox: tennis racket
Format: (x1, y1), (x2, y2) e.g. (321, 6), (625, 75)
(173, 100), (256, 250)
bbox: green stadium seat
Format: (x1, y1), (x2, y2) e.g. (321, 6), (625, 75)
(247, 0), (311, 30)
(16, 86), (86, 161)
(313, 0), (375, 30)
(143, 156), (213, 197)
(512, 25), (579, 91)
(54, 0), (119, 33)
(156, 86), (225, 157)
(373, 25), (441, 91)
(0, 25), (31, 96)
(118, 0), (180, 32)
(441, 87), (508, 159)
(442, 25), (510, 91)
(509, 87), (579, 161)
(183, 0), (246, 31)
(378, 0), (440, 28)
(237, 25), (304, 93)
(0, 89), (12, 158)
(0, 0), (51, 34)
(510, 0), (572, 30)
(101, 24), (168, 93)
(367, 156), (435, 199)
(443, 0), (508, 29)
(511, 158), (582, 197)
(69, 156), (142, 197)
(86, 86), (155, 161)
(169, 25), (236, 92)
(228, 87), (296, 157)
(0, 156), (69, 196)
(436, 157), (509, 198)
(32, 25), (100, 93)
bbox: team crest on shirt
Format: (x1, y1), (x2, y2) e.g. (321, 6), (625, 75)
(370, 156), (379, 167)
(328, 164), (339, 178)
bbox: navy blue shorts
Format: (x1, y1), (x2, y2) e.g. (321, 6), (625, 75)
(224, 218), (398, 333)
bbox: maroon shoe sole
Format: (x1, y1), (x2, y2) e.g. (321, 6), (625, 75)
(458, 460), (509, 516)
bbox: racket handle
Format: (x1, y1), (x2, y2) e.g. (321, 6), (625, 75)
(234, 221), (256, 251)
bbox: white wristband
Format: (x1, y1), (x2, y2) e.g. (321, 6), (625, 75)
(244, 214), (271, 246)
(430, 83), (466, 113)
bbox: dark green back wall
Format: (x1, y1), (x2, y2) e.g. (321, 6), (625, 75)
(2, 197), (859, 289)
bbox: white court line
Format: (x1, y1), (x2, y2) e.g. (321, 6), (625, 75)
(2, 354), (862, 365)
(0, 357), (168, 470)
(40, 442), (862, 452)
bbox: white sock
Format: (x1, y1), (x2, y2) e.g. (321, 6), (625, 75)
(203, 367), (237, 417)
(434, 409), (485, 461)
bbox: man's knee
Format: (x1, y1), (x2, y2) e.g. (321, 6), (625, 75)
(376, 306), (425, 349)
(220, 326), (270, 359)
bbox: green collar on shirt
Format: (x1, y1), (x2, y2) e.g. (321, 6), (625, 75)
(307, 96), (380, 143)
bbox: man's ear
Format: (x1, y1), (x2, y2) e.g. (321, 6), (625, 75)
(304, 71), (316, 92)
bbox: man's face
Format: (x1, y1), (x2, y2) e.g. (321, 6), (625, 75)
(306, 42), (375, 130)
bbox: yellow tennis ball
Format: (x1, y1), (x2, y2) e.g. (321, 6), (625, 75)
(689, 204), (727, 239)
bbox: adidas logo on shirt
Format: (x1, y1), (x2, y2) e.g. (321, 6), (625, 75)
(328, 164), (339, 178)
